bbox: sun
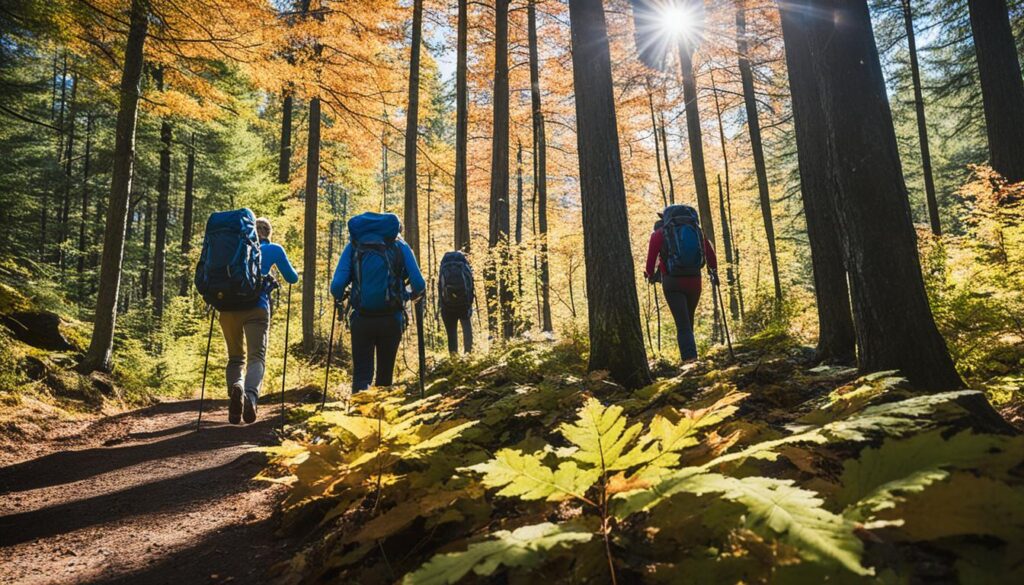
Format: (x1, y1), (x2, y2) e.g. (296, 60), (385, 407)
(659, 3), (698, 40)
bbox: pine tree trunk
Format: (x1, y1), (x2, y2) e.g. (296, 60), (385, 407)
(279, 92), (292, 184)
(454, 0), (471, 252)
(778, 1), (856, 363)
(677, 36), (715, 245)
(179, 132), (196, 296)
(902, 0), (941, 235)
(81, 0), (149, 373)
(60, 74), (78, 273)
(403, 0), (423, 258)
(488, 0), (513, 341)
(302, 97), (321, 353)
(799, 0), (960, 387)
(152, 67), (171, 319)
(737, 0), (782, 302)
(967, 0), (1024, 183)
(141, 196), (151, 301)
(515, 139), (524, 328)
(528, 0), (552, 332)
(568, 0), (651, 388)
(77, 114), (93, 285)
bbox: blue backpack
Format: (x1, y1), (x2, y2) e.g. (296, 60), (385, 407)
(194, 209), (265, 310)
(660, 205), (706, 277)
(348, 212), (406, 316)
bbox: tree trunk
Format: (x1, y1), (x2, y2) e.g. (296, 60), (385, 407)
(717, 176), (740, 320)
(77, 114), (93, 301)
(677, 35), (715, 245)
(778, 3), (856, 363)
(60, 73), (78, 273)
(528, 0), (552, 332)
(737, 0), (782, 303)
(967, 0), (1024, 183)
(141, 196), (151, 301)
(403, 0), (423, 258)
(710, 75), (740, 321)
(152, 67), (171, 319)
(648, 90), (669, 208)
(796, 0), (960, 387)
(568, 0), (651, 388)
(488, 0), (513, 340)
(659, 112), (676, 205)
(80, 0), (149, 373)
(901, 0), (941, 235)
(454, 0), (471, 252)
(515, 139), (524, 328)
(279, 92), (292, 184)
(179, 132), (196, 296)
(302, 97), (321, 353)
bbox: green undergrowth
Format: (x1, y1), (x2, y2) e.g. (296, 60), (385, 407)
(262, 338), (1024, 584)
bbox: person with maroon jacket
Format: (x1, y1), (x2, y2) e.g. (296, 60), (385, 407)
(644, 208), (718, 362)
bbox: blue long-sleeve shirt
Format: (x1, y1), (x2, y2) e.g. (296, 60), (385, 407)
(331, 239), (425, 319)
(258, 241), (298, 311)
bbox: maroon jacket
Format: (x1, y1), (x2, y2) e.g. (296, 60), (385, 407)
(644, 228), (718, 293)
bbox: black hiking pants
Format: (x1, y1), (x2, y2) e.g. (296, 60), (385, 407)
(662, 282), (701, 361)
(350, 313), (403, 392)
(441, 306), (473, 354)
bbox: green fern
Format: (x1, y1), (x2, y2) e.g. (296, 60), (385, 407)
(839, 430), (1011, 521)
(402, 522), (594, 585)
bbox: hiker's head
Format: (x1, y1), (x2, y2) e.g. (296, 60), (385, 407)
(256, 217), (272, 242)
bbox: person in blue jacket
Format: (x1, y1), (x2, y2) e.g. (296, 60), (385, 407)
(331, 212), (425, 393)
(220, 216), (298, 424)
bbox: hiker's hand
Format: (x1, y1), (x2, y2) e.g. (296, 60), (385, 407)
(708, 269), (720, 287)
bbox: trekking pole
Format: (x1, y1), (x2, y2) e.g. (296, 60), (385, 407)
(414, 296), (426, 399)
(715, 280), (735, 359)
(280, 283), (292, 428)
(320, 301), (338, 412)
(196, 307), (216, 431)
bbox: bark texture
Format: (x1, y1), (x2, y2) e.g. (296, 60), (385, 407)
(302, 97), (321, 352)
(403, 0), (423, 258)
(528, 0), (552, 332)
(488, 0), (513, 340)
(81, 0), (149, 372)
(778, 0), (856, 364)
(568, 0), (651, 388)
(800, 0), (962, 388)
(967, 0), (1024, 183)
(454, 0), (470, 252)
(736, 1), (782, 302)
(152, 67), (171, 319)
(901, 0), (941, 235)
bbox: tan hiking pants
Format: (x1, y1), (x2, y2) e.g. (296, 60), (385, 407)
(218, 306), (269, 399)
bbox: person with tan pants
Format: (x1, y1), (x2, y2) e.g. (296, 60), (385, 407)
(219, 217), (298, 424)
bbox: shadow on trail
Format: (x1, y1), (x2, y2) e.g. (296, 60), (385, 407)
(0, 412), (278, 494)
(89, 516), (291, 585)
(0, 449), (265, 547)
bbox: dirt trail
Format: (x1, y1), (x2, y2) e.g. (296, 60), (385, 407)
(0, 399), (294, 585)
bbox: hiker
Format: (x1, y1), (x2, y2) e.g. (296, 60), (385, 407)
(437, 250), (474, 354)
(330, 212), (425, 392)
(644, 205), (718, 362)
(195, 211), (298, 424)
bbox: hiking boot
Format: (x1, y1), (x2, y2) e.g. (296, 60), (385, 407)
(228, 383), (243, 425)
(243, 391), (258, 424)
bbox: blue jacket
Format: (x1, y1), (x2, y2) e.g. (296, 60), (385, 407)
(259, 241), (298, 311)
(331, 239), (425, 321)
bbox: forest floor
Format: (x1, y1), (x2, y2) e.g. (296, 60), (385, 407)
(0, 398), (294, 585)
